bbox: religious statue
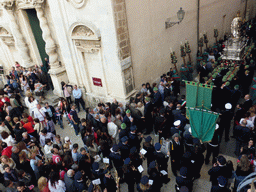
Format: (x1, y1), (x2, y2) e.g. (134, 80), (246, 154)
(231, 11), (242, 39)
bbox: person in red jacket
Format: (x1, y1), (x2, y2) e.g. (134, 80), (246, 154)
(22, 118), (37, 138)
(1, 142), (12, 158)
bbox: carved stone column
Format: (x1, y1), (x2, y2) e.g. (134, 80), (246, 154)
(0, 0), (33, 67)
(35, 6), (60, 72)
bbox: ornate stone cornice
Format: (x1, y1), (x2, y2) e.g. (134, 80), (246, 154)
(16, 0), (44, 9)
(0, 0), (15, 10)
(66, 0), (86, 9)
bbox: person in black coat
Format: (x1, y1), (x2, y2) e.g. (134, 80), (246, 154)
(119, 123), (128, 140)
(147, 161), (163, 192)
(198, 62), (208, 83)
(153, 143), (170, 184)
(170, 120), (182, 138)
(154, 109), (167, 138)
(118, 136), (130, 161)
(143, 97), (154, 134)
(170, 133), (184, 177)
(190, 139), (205, 179)
(218, 103), (233, 142)
(123, 158), (136, 192)
(240, 70), (252, 96)
(176, 167), (193, 192)
(128, 125), (143, 152)
(242, 94), (253, 112)
(143, 136), (155, 167)
(137, 175), (152, 192)
(102, 171), (118, 192)
(152, 88), (163, 108)
(211, 176), (231, 192)
(205, 125), (220, 165)
(13, 123), (26, 142)
(123, 109), (133, 130)
(208, 156), (230, 186)
(234, 120), (252, 156)
(109, 144), (123, 181)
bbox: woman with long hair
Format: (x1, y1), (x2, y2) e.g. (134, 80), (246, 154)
(28, 96), (38, 117)
(1, 131), (15, 146)
(38, 176), (50, 192)
(29, 149), (43, 181)
(19, 74), (29, 92)
(48, 171), (66, 192)
(61, 81), (72, 104)
(0, 155), (16, 174)
(234, 154), (253, 190)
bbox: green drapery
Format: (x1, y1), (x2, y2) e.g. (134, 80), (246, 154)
(188, 108), (219, 142)
(26, 9), (48, 64)
(186, 81), (213, 118)
(250, 85), (256, 105)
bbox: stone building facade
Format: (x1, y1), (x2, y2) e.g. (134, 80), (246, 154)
(0, 0), (255, 104)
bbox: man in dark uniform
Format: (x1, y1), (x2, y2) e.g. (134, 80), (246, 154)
(183, 128), (194, 152)
(176, 167), (193, 192)
(119, 123), (128, 140)
(118, 136), (130, 161)
(190, 140), (205, 179)
(170, 133), (184, 176)
(240, 70), (252, 96)
(128, 125), (143, 151)
(102, 170), (118, 192)
(91, 162), (105, 180)
(143, 97), (153, 134)
(234, 120), (251, 156)
(154, 109), (167, 139)
(208, 156), (230, 186)
(205, 124), (220, 165)
(152, 87), (163, 108)
(211, 176), (231, 192)
(242, 94), (253, 112)
(170, 120), (182, 137)
(153, 143), (170, 183)
(109, 144), (123, 181)
(218, 103), (233, 142)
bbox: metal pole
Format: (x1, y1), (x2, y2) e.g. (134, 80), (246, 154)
(197, 0), (200, 52)
(244, 0), (248, 19)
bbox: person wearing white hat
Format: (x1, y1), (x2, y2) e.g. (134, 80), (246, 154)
(205, 124), (220, 165)
(218, 103), (234, 142)
(170, 120), (181, 137)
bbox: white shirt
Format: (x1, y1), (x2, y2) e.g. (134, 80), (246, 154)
(107, 122), (118, 138)
(240, 118), (254, 128)
(28, 100), (38, 115)
(0, 125), (11, 135)
(48, 180), (66, 192)
(34, 108), (47, 121)
(2, 135), (15, 146)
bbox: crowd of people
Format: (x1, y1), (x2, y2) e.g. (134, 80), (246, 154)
(1, 18), (256, 192)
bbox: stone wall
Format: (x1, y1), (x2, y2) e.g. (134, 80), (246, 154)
(112, 0), (131, 60)
(125, 0), (256, 90)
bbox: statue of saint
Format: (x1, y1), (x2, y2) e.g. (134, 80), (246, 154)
(231, 12), (242, 39)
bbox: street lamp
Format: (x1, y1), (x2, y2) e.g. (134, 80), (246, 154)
(165, 7), (185, 29)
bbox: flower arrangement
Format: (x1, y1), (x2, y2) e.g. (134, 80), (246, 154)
(170, 51), (177, 64)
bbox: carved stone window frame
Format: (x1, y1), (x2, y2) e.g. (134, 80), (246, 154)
(0, 26), (15, 46)
(66, 0), (86, 9)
